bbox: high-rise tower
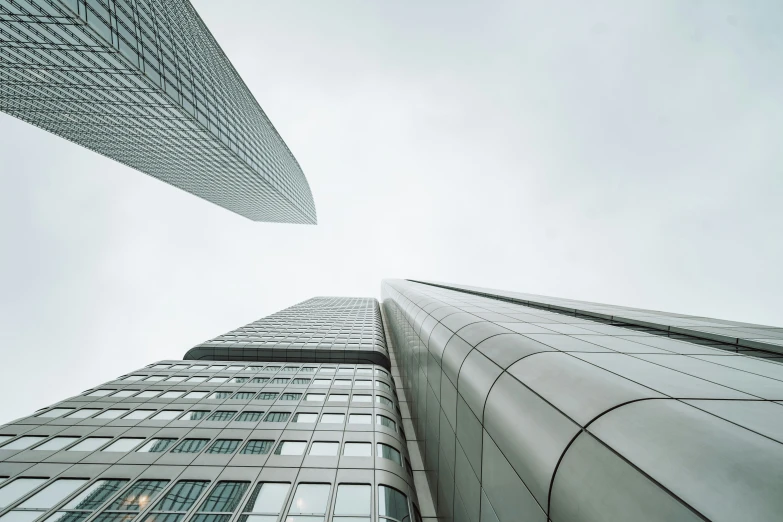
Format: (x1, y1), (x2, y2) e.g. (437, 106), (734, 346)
(0, 0), (316, 223)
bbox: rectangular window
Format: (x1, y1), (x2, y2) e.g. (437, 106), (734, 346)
(1, 436), (47, 450)
(151, 410), (183, 421)
(136, 391), (160, 398)
(185, 392), (208, 399)
(102, 439), (144, 453)
(207, 378), (228, 384)
(329, 395), (349, 402)
(309, 442), (338, 456)
(377, 444), (402, 466)
(280, 393), (301, 401)
(333, 380), (351, 387)
(186, 377), (208, 383)
(106, 480), (169, 511)
(269, 379), (289, 385)
(305, 394), (325, 402)
(231, 393), (254, 400)
(354, 380), (372, 387)
(165, 377), (186, 383)
(320, 414), (345, 424)
(197, 482), (249, 513)
(343, 443), (371, 457)
(137, 439), (176, 453)
(291, 379), (310, 385)
(263, 412), (289, 423)
(246, 366), (263, 372)
(287, 484), (330, 518)
(378, 485), (409, 522)
(160, 392), (184, 399)
(145, 376), (165, 382)
(312, 380), (331, 386)
(184, 410), (209, 421)
(349, 414), (372, 425)
(33, 437), (79, 451)
(0, 478), (48, 508)
(377, 415), (397, 432)
(171, 439), (208, 454)
(240, 440), (273, 455)
(86, 390), (113, 397)
(18, 479), (88, 509)
(124, 410), (154, 420)
(334, 484), (371, 521)
(111, 391), (137, 398)
(206, 411), (236, 422)
(376, 382), (392, 392)
(206, 440), (240, 454)
(226, 366), (245, 371)
(150, 480), (209, 513)
(235, 412), (263, 422)
(190, 365), (208, 371)
(240, 483), (290, 520)
(121, 376), (145, 382)
(95, 410), (128, 420)
(231, 378), (248, 384)
(293, 413), (317, 423)
(273, 441), (306, 456)
(251, 378), (269, 384)
(352, 395), (372, 403)
(66, 409), (101, 419)
(68, 438), (112, 452)
(170, 365), (189, 370)
(376, 396), (393, 408)
(36, 408), (73, 418)
(209, 392), (232, 399)
(63, 479), (129, 510)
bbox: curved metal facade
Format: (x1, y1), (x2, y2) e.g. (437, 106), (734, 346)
(382, 279), (783, 522)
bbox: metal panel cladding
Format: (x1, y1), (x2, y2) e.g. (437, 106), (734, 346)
(0, 0), (316, 224)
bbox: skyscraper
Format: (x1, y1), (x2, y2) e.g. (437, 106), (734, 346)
(1, 281), (783, 522)
(0, 0), (315, 223)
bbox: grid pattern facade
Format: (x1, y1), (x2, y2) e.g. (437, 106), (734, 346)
(381, 278), (783, 522)
(187, 298), (389, 369)
(0, 0), (316, 223)
(0, 361), (421, 522)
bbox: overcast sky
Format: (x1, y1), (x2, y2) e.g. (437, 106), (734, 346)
(1, 0), (781, 424)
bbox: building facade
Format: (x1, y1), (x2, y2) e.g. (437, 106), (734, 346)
(0, 0), (315, 223)
(2, 282), (783, 522)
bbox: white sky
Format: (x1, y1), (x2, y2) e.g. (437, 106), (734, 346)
(0, 0), (782, 424)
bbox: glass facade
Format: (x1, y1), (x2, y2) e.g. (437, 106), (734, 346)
(0, 0), (315, 224)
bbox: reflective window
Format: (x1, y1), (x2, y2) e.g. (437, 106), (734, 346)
(378, 486), (409, 522)
(171, 439), (208, 454)
(190, 366), (208, 371)
(0, 478), (48, 508)
(287, 484), (330, 519)
(281, 393), (302, 401)
(33, 437), (79, 451)
(185, 392), (208, 399)
(240, 440), (273, 455)
(36, 409), (73, 418)
(209, 392), (232, 400)
(231, 393), (254, 400)
(160, 392), (184, 399)
(270, 378), (288, 385)
(232, 378), (248, 384)
(240, 482), (290, 521)
(376, 396), (393, 408)
(137, 439), (176, 453)
(376, 382), (392, 392)
(68, 438), (112, 452)
(343, 443), (371, 457)
(1, 437), (47, 450)
(206, 440), (240, 454)
(95, 410), (128, 420)
(251, 379), (269, 385)
(334, 484), (371, 521)
(274, 441), (306, 456)
(377, 415), (397, 432)
(121, 376), (145, 382)
(312, 380), (331, 386)
(136, 391), (160, 398)
(149, 365), (170, 370)
(208, 366), (227, 372)
(187, 377), (208, 383)
(293, 413), (317, 423)
(227, 366), (245, 371)
(124, 410), (154, 420)
(206, 411), (236, 422)
(377, 444), (402, 466)
(301, 367), (317, 373)
(256, 392), (278, 400)
(235, 412), (263, 422)
(320, 414), (344, 424)
(151, 410), (183, 421)
(309, 442), (338, 456)
(354, 380), (372, 388)
(145, 376), (165, 382)
(349, 414), (371, 425)
(291, 379), (310, 385)
(352, 395), (372, 403)
(86, 390), (113, 397)
(106, 480), (169, 511)
(102, 439), (144, 452)
(264, 412), (290, 423)
(334, 380), (351, 387)
(305, 394), (325, 402)
(170, 365), (189, 370)
(111, 391), (137, 398)
(18, 479), (88, 509)
(355, 369), (372, 375)
(66, 409), (100, 419)
(198, 482), (249, 512)
(184, 411), (209, 421)
(63, 479), (128, 510)
(165, 377), (186, 383)
(329, 395), (348, 402)
(208, 378), (228, 384)
(153, 481), (210, 512)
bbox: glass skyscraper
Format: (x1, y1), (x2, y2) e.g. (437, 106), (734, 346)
(2, 281), (783, 522)
(0, 0), (315, 223)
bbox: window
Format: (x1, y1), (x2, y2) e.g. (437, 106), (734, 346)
(33, 437), (79, 451)
(291, 379), (310, 385)
(301, 367), (317, 373)
(349, 414), (371, 425)
(190, 365), (208, 371)
(145, 376), (165, 382)
(206, 440), (240, 454)
(239, 483), (290, 522)
(209, 392), (232, 400)
(105, 480), (169, 511)
(235, 411), (263, 422)
(151, 410), (182, 421)
(376, 396), (394, 408)
(293, 413), (317, 423)
(231, 378), (248, 384)
(256, 392), (278, 400)
(102, 439), (144, 453)
(334, 484), (371, 522)
(160, 392), (184, 399)
(356, 369), (372, 375)
(312, 380), (331, 386)
(286, 484), (330, 520)
(377, 444), (402, 466)
(343, 443), (371, 457)
(352, 395), (372, 403)
(319, 368), (335, 373)
(354, 380), (372, 387)
(1, 436), (47, 450)
(14, 479), (88, 514)
(251, 378), (269, 384)
(246, 366), (263, 372)
(124, 410), (154, 420)
(263, 367), (281, 372)
(187, 377), (208, 383)
(171, 439), (208, 454)
(231, 393), (254, 400)
(320, 414), (344, 424)
(227, 366), (245, 371)
(36, 408), (73, 418)
(165, 377), (186, 383)
(240, 440), (273, 455)
(184, 410), (209, 421)
(337, 368), (353, 374)
(111, 391), (137, 398)
(376, 382), (392, 392)
(208, 366), (227, 372)
(270, 378), (289, 385)
(378, 486), (409, 522)
(264, 412), (289, 423)
(136, 391), (160, 398)
(280, 393), (301, 401)
(121, 375), (145, 382)
(377, 415), (397, 432)
(329, 395), (348, 402)
(170, 365), (189, 370)
(66, 409), (100, 419)
(86, 390), (113, 397)
(184, 392), (208, 399)
(196, 482), (249, 516)
(280, 367), (298, 373)
(148, 480), (210, 518)
(206, 411), (236, 422)
(149, 365), (170, 370)
(68, 438), (111, 452)
(0, 478), (48, 508)
(305, 394), (325, 402)
(309, 442), (338, 456)
(137, 439), (176, 453)
(274, 441), (305, 456)
(208, 378), (228, 384)
(61, 479), (129, 510)
(334, 380), (351, 387)
(375, 369), (389, 378)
